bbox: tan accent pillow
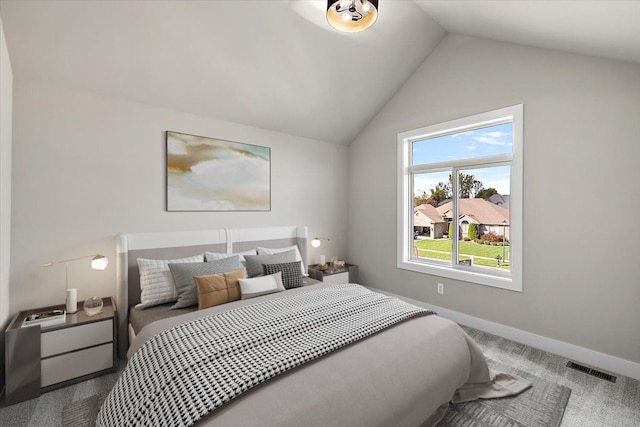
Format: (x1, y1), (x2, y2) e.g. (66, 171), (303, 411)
(194, 267), (246, 310)
(223, 267), (245, 302)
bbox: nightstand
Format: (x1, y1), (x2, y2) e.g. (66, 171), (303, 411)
(308, 263), (358, 285)
(4, 297), (117, 405)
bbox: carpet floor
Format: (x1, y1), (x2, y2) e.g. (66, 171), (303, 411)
(439, 361), (571, 426)
(1, 326), (638, 426)
(464, 326), (640, 427)
(62, 393), (107, 427)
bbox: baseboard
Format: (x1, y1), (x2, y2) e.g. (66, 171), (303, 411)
(371, 287), (640, 381)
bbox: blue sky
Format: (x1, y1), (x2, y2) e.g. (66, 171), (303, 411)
(413, 122), (512, 164)
(413, 123), (512, 196)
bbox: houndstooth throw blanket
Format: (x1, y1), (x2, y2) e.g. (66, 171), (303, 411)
(96, 284), (432, 427)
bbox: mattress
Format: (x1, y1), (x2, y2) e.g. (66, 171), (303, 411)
(129, 303), (196, 335)
(113, 282), (530, 426)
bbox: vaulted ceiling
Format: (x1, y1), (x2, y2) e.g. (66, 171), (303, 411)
(2, 1), (638, 145)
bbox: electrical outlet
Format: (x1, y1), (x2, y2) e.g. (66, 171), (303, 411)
(437, 283), (444, 295)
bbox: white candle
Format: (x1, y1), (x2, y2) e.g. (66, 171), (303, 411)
(320, 255), (326, 265)
(66, 288), (78, 313)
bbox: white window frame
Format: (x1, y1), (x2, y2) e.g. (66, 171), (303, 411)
(397, 104), (523, 292)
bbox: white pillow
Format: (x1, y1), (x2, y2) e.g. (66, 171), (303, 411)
(205, 248), (256, 264)
(136, 254), (204, 309)
(257, 245), (307, 276)
(238, 272), (286, 299)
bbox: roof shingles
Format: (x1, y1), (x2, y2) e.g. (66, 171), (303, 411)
(436, 198), (509, 225)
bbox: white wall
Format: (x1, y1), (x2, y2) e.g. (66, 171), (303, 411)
(348, 35), (640, 364)
(10, 78), (348, 312)
(0, 17), (14, 391)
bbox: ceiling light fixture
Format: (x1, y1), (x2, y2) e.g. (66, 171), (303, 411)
(327, 0), (378, 32)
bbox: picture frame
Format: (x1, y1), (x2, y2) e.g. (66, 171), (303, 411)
(166, 131), (271, 211)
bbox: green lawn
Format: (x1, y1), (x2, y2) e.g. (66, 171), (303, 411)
(413, 238), (510, 269)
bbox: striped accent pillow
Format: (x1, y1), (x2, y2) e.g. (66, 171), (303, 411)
(263, 261), (304, 289)
(136, 254), (204, 309)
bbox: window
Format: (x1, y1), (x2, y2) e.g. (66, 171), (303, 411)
(397, 105), (523, 292)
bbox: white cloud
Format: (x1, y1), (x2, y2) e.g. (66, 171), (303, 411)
(470, 129), (513, 146)
(472, 135), (512, 146)
(485, 131), (510, 138)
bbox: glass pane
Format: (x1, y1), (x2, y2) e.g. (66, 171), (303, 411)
(454, 166), (511, 272)
(412, 122), (513, 165)
(412, 172), (452, 263)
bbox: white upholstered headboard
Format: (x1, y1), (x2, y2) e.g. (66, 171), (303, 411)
(115, 225), (308, 358)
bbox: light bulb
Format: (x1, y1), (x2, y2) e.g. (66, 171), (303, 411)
(327, 0), (377, 32)
(91, 255), (109, 270)
(311, 238), (321, 248)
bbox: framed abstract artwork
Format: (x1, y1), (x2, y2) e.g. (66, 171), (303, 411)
(166, 131), (271, 211)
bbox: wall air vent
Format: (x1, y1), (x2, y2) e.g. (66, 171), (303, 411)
(566, 361), (616, 383)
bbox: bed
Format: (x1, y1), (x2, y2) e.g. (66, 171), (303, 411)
(104, 225), (529, 427)
(115, 226), (312, 357)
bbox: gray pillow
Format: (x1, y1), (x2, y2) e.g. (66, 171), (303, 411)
(243, 250), (297, 278)
(169, 255), (241, 309)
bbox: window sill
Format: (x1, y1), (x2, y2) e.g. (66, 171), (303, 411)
(398, 259), (522, 292)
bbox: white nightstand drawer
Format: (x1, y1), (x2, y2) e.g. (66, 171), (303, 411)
(322, 271), (349, 285)
(41, 343), (113, 387)
(41, 320), (112, 358)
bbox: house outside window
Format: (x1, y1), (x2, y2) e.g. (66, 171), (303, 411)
(397, 105), (523, 292)
(461, 220), (469, 238)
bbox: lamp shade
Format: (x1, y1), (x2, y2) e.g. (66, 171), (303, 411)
(327, 0), (378, 33)
(91, 255), (109, 270)
(311, 237), (330, 248)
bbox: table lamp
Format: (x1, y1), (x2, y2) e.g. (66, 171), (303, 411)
(43, 254), (108, 313)
(311, 237), (331, 269)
